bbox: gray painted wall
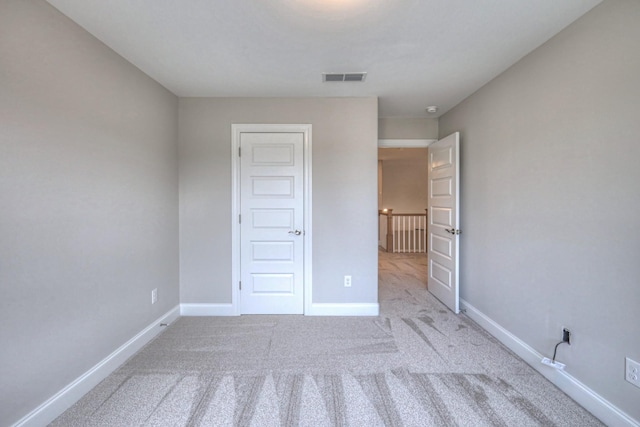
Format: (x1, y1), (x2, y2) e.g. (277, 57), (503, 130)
(378, 117), (438, 140)
(439, 0), (640, 420)
(0, 1), (179, 424)
(179, 98), (379, 305)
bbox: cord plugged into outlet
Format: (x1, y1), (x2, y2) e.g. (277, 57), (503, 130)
(541, 327), (571, 370)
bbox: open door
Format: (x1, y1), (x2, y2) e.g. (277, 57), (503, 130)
(428, 132), (460, 313)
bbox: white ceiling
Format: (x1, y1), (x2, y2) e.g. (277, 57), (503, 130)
(46, 0), (601, 118)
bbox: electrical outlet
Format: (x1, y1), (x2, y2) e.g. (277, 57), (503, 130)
(151, 288), (157, 304)
(344, 275), (352, 287)
(541, 357), (565, 370)
(562, 328), (571, 345)
(626, 357), (640, 389)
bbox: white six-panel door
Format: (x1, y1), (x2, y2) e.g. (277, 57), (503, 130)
(239, 131), (305, 314)
(428, 132), (460, 314)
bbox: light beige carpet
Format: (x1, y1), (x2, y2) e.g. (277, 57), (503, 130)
(51, 252), (603, 426)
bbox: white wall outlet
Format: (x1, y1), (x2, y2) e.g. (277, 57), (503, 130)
(541, 357), (565, 370)
(626, 357), (640, 389)
(344, 275), (352, 287)
(151, 288), (157, 304)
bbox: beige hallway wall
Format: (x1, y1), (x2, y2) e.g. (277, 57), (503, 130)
(380, 156), (428, 214)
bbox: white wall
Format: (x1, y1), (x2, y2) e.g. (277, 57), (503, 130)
(179, 97), (378, 306)
(439, 0), (640, 421)
(0, 1), (179, 425)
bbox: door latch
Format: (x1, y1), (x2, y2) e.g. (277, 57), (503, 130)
(445, 228), (461, 235)
(288, 230), (303, 235)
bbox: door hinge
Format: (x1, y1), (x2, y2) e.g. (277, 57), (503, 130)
(239, 214), (241, 224)
(239, 147), (241, 157)
(239, 281), (242, 290)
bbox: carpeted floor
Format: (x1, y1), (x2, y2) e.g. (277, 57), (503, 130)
(51, 251), (603, 426)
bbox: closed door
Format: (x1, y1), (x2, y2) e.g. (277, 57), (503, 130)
(428, 132), (460, 314)
(240, 132), (305, 314)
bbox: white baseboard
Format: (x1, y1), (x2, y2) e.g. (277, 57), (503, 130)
(13, 305), (181, 427)
(460, 299), (639, 427)
(306, 303), (379, 316)
(180, 303), (236, 316)
(180, 303), (378, 317)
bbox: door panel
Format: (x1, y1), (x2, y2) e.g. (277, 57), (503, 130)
(430, 235), (452, 258)
(428, 132), (460, 313)
(431, 207), (453, 227)
(250, 273), (294, 294)
(251, 209), (294, 229)
(251, 177), (295, 197)
(240, 132), (304, 314)
(251, 241), (293, 261)
(431, 177), (452, 197)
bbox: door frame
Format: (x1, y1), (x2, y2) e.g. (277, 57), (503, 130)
(231, 124), (313, 315)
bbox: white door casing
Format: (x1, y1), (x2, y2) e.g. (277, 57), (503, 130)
(232, 124), (312, 315)
(428, 132), (460, 314)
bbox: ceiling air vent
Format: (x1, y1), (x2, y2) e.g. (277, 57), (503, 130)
(322, 72), (367, 82)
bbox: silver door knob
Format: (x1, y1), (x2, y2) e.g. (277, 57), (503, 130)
(288, 230), (302, 235)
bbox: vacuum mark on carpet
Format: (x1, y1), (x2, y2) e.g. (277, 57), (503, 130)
(417, 315), (445, 336)
(234, 375), (267, 426)
(356, 373), (404, 427)
(441, 373), (508, 427)
(186, 374), (222, 427)
(477, 375), (557, 426)
(401, 318), (444, 360)
(275, 373), (304, 426)
(314, 374), (347, 427)
(144, 375), (185, 424)
(89, 374), (132, 417)
(391, 369), (456, 427)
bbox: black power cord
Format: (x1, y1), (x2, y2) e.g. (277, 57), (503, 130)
(552, 328), (571, 362)
(551, 341), (564, 362)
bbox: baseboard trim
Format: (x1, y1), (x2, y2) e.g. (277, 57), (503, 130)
(180, 303), (378, 317)
(306, 303), (379, 316)
(180, 303), (236, 316)
(12, 305), (181, 427)
(460, 299), (639, 427)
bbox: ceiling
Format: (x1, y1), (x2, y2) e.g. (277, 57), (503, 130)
(46, 0), (601, 118)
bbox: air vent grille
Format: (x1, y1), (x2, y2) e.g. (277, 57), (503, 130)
(323, 72), (367, 82)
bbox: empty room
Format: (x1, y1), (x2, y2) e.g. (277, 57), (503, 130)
(1, 0), (639, 426)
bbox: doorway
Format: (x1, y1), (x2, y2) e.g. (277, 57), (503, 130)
(377, 134), (461, 314)
(231, 124), (312, 315)
(377, 139), (433, 314)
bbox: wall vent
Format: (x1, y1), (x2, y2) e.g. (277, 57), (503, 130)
(322, 72), (367, 82)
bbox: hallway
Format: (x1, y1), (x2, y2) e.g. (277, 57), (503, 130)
(378, 249), (431, 318)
